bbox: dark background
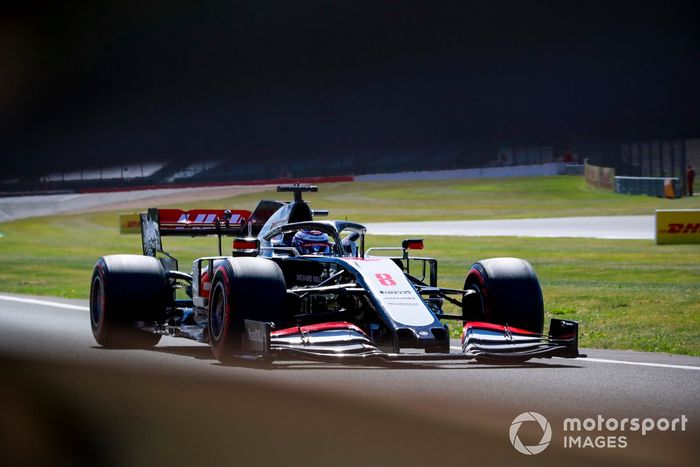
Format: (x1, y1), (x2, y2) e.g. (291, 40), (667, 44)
(1, 0), (699, 178)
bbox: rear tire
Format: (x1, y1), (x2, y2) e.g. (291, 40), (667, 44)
(462, 257), (544, 333)
(208, 257), (286, 363)
(90, 255), (167, 348)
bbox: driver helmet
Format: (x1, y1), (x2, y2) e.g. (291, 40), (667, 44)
(292, 229), (332, 255)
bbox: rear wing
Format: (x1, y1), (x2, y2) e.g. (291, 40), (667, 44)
(141, 208), (251, 257)
(139, 185), (319, 262)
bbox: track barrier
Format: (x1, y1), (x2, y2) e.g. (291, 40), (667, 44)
(616, 177), (681, 198)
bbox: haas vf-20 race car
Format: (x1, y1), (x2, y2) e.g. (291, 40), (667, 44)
(89, 184), (580, 364)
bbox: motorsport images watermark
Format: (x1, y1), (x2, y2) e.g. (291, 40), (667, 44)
(509, 412), (689, 454)
(509, 412), (552, 455)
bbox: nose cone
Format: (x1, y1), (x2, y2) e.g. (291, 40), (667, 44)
(395, 326), (449, 353)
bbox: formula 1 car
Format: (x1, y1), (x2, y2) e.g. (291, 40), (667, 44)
(89, 184), (580, 364)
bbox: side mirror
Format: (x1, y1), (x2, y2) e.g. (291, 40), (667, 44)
(232, 238), (260, 257)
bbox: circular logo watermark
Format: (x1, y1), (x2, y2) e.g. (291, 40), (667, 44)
(509, 412), (552, 455)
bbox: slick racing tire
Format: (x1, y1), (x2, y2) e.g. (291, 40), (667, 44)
(90, 255), (167, 348)
(462, 257), (544, 333)
(208, 257), (286, 363)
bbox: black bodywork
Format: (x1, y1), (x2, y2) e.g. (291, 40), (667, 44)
(92, 184), (581, 363)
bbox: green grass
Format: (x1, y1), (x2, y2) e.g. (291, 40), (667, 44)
(167, 176), (700, 222)
(366, 235), (700, 356)
(0, 176), (699, 354)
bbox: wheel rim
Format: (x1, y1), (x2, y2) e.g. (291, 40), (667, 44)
(464, 267), (488, 321)
(210, 282), (226, 341)
(90, 275), (103, 327)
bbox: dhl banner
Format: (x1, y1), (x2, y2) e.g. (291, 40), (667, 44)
(656, 210), (700, 244)
(119, 213), (141, 234)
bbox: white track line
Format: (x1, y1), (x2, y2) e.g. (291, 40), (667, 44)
(575, 357), (700, 371)
(449, 346), (700, 371)
(2, 295), (699, 371)
(0, 295), (89, 311)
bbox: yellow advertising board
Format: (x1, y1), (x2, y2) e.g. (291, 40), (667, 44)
(119, 213), (141, 234)
(656, 210), (700, 244)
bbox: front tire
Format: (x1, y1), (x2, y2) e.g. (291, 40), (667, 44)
(208, 257), (286, 363)
(462, 257), (544, 333)
(90, 255), (167, 348)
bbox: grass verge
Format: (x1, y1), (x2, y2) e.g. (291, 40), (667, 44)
(0, 176), (698, 354)
(367, 235), (699, 356)
(0, 213), (698, 355)
(167, 176), (700, 222)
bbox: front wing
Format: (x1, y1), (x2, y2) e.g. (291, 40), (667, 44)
(242, 318), (581, 363)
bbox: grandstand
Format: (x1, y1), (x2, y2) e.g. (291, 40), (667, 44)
(1, 139), (696, 196)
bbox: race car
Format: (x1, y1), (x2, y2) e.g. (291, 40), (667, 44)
(89, 184), (581, 364)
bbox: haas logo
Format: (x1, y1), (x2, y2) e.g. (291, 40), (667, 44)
(667, 223), (700, 234)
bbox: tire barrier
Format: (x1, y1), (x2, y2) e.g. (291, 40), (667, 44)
(615, 176), (681, 198)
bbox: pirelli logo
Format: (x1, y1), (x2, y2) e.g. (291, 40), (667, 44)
(656, 210), (700, 244)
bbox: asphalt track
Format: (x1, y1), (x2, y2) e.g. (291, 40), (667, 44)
(0, 188), (654, 240)
(0, 185), (271, 221)
(366, 216), (655, 240)
(0, 295), (700, 465)
(0, 191), (692, 465)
